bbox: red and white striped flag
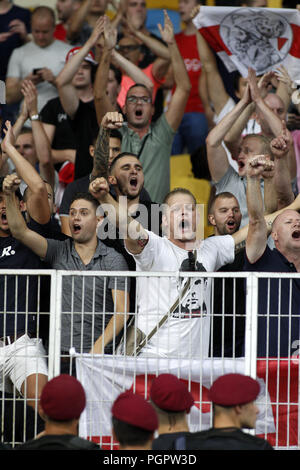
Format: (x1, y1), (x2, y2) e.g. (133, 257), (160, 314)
(193, 6), (300, 80)
(76, 356), (299, 449)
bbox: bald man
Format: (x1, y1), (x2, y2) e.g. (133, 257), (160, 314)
(6, 6), (71, 113)
(244, 153), (300, 357)
(256, 94), (288, 140)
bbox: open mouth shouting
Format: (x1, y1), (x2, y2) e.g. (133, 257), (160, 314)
(238, 159), (246, 172)
(72, 223), (82, 235)
(129, 176), (138, 189)
(0, 212), (8, 225)
(134, 108), (144, 119)
(226, 218), (237, 233)
(177, 218), (192, 235)
(292, 229), (300, 240)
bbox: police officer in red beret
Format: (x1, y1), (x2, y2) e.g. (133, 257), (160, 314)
(186, 373), (274, 450)
(150, 374), (195, 450)
(111, 390), (158, 450)
(15, 374), (100, 450)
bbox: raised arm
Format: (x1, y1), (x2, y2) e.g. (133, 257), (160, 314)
(89, 177), (149, 254)
(224, 70), (274, 159)
(56, 16), (105, 119)
(248, 68), (284, 138)
(206, 84), (251, 182)
(111, 51), (154, 94)
(3, 174), (48, 259)
(21, 80), (55, 191)
(245, 155), (270, 263)
(66, 0), (92, 43)
(195, 29), (228, 117)
(249, 67), (297, 180)
(93, 20), (119, 125)
(261, 156), (277, 215)
(270, 120), (295, 209)
(124, 16), (170, 81)
(159, 10), (191, 132)
(274, 65), (293, 114)
(232, 187), (300, 252)
(1, 120), (51, 225)
(125, 16), (170, 61)
(91, 111), (124, 181)
(11, 99), (30, 140)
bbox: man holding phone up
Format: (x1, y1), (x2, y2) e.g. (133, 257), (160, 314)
(5, 5), (72, 117)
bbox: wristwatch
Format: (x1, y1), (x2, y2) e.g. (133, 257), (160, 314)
(30, 114), (39, 121)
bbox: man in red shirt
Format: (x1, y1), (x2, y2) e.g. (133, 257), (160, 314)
(54, 0), (81, 42)
(171, 0), (208, 155)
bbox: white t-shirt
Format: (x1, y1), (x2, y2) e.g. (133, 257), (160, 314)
(214, 97), (261, 134)
(130, 232), (235, 358)
(7, 40), (72, 114)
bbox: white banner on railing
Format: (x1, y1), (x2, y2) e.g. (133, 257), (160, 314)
(76, 355), (276, 445)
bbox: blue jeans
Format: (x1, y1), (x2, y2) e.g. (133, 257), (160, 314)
(171, 112), (208, 155)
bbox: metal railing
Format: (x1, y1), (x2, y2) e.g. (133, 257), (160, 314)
(0, 269), (299, 449)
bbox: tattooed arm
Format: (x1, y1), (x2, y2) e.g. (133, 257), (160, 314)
(90, 112), (124, 181)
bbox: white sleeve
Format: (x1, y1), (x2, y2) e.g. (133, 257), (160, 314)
(207, 235), (235, 271)
(216, 235), (235, 269)
(6, 48), (22, 78)
(127, 230), (162, 271)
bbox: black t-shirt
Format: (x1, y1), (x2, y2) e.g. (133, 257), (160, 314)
(59, 174), (90, 216)
(0, 218), (46, 336)
(152, 432), (193, 451)
(16, 434), (100, 450)
(70, 100), (99, 180)
(0, 5), (31, 81)
(40, 97), (76, 151)
(209, 244), (246, 358)
(186, 427), (274, 451)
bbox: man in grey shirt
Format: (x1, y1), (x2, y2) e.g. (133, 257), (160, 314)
(93, 11), (191, 203)
(3, 178), (130, 360)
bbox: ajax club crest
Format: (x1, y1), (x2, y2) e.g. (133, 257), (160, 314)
(219, 8), (293, 74)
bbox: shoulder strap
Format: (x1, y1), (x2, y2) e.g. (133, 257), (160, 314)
(137, 133), (151, 158)
(135, 250), (196, 355)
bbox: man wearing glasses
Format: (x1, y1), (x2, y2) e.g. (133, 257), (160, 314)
(115, 11), (191, 204)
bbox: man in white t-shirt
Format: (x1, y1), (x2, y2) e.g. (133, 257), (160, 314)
(5, 6), (72, 115)
(89, 175), (246, 358)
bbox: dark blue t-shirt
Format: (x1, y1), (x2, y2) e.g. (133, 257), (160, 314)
(0, 217), (60, 337)
(0, 5), (31, 81)
(244, 246), (300, 357)
(0, 233), (41, 336)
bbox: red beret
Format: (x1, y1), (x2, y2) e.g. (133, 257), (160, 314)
(112, 391), (158, 432)
(150, 374), (194, 413)
(208, 373), (260, 406)
(40, 374), (86, 421)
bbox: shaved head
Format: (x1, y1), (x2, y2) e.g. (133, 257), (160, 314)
(271, 210), (300, 232)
